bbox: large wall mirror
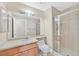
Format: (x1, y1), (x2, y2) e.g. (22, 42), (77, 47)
(7, 13), (40, 40)
(0, 2), (40, 40)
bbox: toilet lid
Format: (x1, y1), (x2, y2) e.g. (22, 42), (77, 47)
(38, 44), (50, 53)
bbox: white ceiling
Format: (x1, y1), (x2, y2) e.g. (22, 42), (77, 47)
(22, 2), (79, 11)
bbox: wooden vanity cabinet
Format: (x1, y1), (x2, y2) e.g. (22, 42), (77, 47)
(0, 47), (19, 56)
(24, 47), (38, 56)
(18, 48), (38, 56)
(0, 42), (38, 56)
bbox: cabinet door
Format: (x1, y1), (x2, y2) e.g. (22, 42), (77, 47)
(19, 43), (37, 52)
(0, 51), (8, 56)
(22, 51), (29, 56)
(6, 48), (19, 56)
(20, 47), (38, 56)
(27, 47), (38, 56)
(15, 53), (22, 56)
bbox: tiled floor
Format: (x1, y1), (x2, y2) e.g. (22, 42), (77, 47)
(39, 51), (62, 56)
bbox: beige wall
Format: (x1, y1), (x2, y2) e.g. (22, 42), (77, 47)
(0, 33), (7, 45)
(52, 7), (61, 51)
(44, 7), (53, 48)
(44, 7), (60, 49)
(61, 4), (79, 13)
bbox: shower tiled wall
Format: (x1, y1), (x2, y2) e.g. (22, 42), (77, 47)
(60, 10), (79, 56)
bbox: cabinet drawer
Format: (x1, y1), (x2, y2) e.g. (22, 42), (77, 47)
(7, 48), (19, 56)
(0, 48), (19, 56)
(19, 43), (37, 52)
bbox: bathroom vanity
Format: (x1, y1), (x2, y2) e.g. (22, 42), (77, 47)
(0, 3), (46, 56)
(0, 8), (40, 56)
(0, 35), (47, 56)
(0, 39), (38, 56)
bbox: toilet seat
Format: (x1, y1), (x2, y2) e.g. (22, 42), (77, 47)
(38, 44), (50, 53)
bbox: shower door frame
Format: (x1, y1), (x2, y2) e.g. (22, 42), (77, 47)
(53, 16), (61, 53)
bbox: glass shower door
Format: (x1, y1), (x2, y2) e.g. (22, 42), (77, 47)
(53, 16), (61, 53)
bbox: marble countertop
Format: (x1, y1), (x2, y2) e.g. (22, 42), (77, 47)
(0, 35), (46, 51)
(0, 38), (38, 51)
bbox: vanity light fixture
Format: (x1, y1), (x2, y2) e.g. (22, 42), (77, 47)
(17, 9), (34, 16)
(25, 10), (34, 16)
(39, 2), (47, 5)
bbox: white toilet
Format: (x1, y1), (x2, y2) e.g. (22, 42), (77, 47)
(37, 38), (52, 56)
